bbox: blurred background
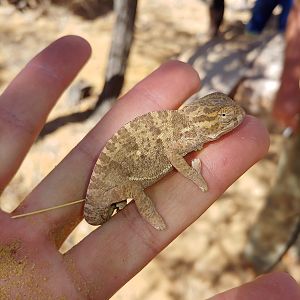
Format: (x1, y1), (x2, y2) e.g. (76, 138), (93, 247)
(1, 0), (300, 298)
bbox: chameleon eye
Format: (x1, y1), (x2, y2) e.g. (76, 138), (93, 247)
(219, 111), (232, 123)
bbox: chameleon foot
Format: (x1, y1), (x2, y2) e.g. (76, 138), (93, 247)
(192, 158), (208, 192)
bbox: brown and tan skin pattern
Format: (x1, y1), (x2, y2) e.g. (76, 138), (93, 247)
(84, 92), (245, 230)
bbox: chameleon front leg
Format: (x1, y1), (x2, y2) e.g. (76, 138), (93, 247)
(167, 151), (208, 192)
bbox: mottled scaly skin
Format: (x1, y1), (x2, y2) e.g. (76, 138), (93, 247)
(84, 92), (245, 230)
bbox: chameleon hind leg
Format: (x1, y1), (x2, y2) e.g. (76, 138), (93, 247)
(108, 181), (166, 230)
(102, 182), (166, 230)
(131, 184), (167, 230)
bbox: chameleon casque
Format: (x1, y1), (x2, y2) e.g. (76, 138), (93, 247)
(84, 92), (245, 230)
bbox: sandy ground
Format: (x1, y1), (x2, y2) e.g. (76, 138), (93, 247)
(1, 0), (299, 299)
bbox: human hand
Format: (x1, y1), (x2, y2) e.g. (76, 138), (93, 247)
(273, 82), (300, 131)
(0, 36), (298, 299)
(272, 3), (300, 132)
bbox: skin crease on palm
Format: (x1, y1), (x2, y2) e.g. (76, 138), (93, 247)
(0, 36), (299, 299)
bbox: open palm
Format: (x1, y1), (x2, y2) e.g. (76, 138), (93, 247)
(0, 36), (299, 299)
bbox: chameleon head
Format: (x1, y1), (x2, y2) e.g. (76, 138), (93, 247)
(182, 92), (245, 140)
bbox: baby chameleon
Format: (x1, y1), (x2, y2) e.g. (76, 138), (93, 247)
(84, 92), (245, 230)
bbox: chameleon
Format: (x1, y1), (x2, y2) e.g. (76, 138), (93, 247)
(84, 92), (245, 230)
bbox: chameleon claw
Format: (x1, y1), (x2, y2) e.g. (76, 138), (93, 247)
(192, 157), (201, 172)
(149, 218), (167, 231)
(200, 182), (208, 192)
